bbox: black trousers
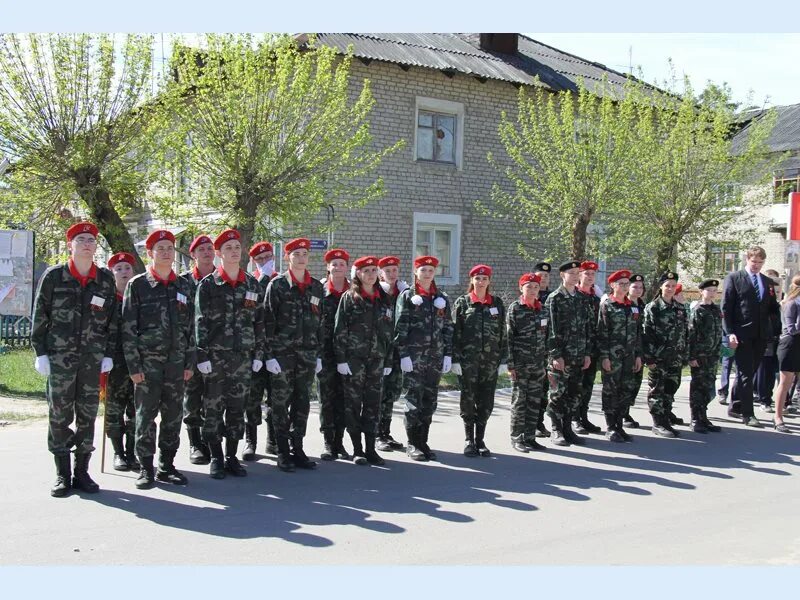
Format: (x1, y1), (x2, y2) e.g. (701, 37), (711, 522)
(731, 338), (768, 419)
(753, 352), (778, 406)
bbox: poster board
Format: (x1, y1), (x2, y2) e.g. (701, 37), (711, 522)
(0, 230), (34, 317)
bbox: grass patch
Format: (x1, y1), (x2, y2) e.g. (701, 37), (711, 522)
(0, 411), (42, 422)
(0, 346), (47, 399)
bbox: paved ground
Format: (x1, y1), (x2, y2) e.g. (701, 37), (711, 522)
(1, 379), (799, 565)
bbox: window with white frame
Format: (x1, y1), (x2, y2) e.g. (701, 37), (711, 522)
(413, 212), (461, 284)
(414, 97), (464, 169)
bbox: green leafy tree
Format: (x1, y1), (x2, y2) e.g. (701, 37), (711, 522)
(0, 34), (167, 270)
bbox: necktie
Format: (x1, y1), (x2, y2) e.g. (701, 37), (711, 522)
(751, 273), (761, 300)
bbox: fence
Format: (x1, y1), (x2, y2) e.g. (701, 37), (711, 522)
(0, 315), (32, 348)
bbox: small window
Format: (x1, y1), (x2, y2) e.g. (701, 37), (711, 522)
(414, 97), (465, 169)
(706, 241), (739, 277)
(774, 171), (800, 204)
(413, 212), (462, 284)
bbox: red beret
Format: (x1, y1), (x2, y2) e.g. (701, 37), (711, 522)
(580, 261), (599, 272)
(353, 256), (378, 270)
(145, 229), (176, 250)
(378, 256), (400, 268)
(414, 255), (439, 269)
(284, 238), (310, 254)
(66, 221), (98, 241)
(214, 229), (240, 250)
(607, 269), (631, 284)
(189, 235), (213, 253)
(324, 248), (350, 263)
(107, 252), (137, 269)
(249, 241), (273, 258)
(469, 264), (493, 278)
(519, 273), (542, 287)
(675, 283), (683, 295)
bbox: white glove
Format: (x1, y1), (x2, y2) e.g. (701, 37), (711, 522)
(265, 358), (282, 374)
(252, 359), (263, 372)
(315, 358), (323, 375)
(100, 357), (114, 373)
(383, 367), (392, 376)
(400, 356), (413, 373)
(34, 355), (50, 376)
(451, 362), (462, 376)
(197, 361), (212, 374)
(337, 363), (352, 376)
(442, 356), (452, 374)
(498, 364), (508, 376)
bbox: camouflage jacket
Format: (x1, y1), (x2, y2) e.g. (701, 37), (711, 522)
(452, 294), (507, 366)
(112, 292), (126, 362)
(596, 297), (643, 362)
(393, 285), (454, 362)
(506, 298), (549, 371)
(319, 278), (348, 362)
(545, 285), (592, 363)
(31, 263), (117, 358)
(576, 287), (601, 356)
(263, 271), (323, 362)
(689, 302), (723, 361)
(122, 269), (195, 374)
(195, 268), (264, 363)
(333, 287), (394, 367)
(642, 296), (689, 365)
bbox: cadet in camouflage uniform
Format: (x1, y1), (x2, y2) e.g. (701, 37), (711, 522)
(575, 260), (603, 435)
(452, 264), (507, 457)
(243, 241), (277, 461)
(122, 229), (195, 489)
(596, 270), (643, 443)
(545, 260), (592, 447)
(623, 274), (647, 428)
(179, 234), (215, 466)
(333, 256), (395, 466)
(317, 248), (351, 462)
(263, 237), (323, 472)
(688, 279), (723, 433)
(507, 273), (549, 452)
(105, 252), (139, 471)
(642, 271), (689, 438)
(195, 229), (265, 479)
(32, 222), (117, 497)
(533, 261), (553, 437)
(394, 255), (454, 461)
(376, 255), (409, 452)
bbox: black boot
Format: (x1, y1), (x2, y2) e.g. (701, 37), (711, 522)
(549, 413), (568, 447)
(420, 422), (437, 461)
(320, 429), (336, 461)
(72, 453), (100, 493)
(669, 410), (685, 426)
(383, 420), (404, 450)
(463, 422), (478, 457)
(276, 436), (295, 472)
(188, 427), (210, 465)
(124, 424), (139, 470)
(264, 411), (277, 455)
(702, 406), (722, 432)
(225, 438), (247, 476)
(291, 434), (317, 470)
(623, 406), (640, 429)
(605, 413), (623, 442)
(209, 441), (226, 479)
(136, 455), (156, 489)
(536, 409), (550, 438)
(51, 455), (72, 497)
(563, 415), (586, 446)
(334, 427), (351, 461)
(524, 433), (546, 451)
(350, 431), (368, 465)
(511, 434), (530, 453)
(111, 435), (129, 471)
(691, 407), (709, 433)
(580, 406), (602, 434)
(157, 449), (188, 485)
(475, 423), (491, 457)
(616, 412), (632, 442)
(662, 414), (680, 437)
(376, 419), (393, 452)
(364, 434), (385, 466)
(406, 426), (427, 461)
(572, 416), (588, 434)
(242, 424), (257, 461)
(651, 413), (676, 438)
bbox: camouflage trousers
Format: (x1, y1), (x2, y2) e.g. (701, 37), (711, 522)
(245, 368), (270, 426)
(46, 350), (103, 456)
(343, 357), (384, 436)
(625, 367), (644, 407)
(183, 364), (205, 428)
(402, 358), (442, 429)
(270, 353), (315, 440)
(458, 355), (500, 426)
(202, 352), (250, 443)
(510, 365), (547, 438)
(647, 361), (683, 416)
(601, 353), (640, 415)
(690, 358), (718, 412)
(579, 356), (598, 413)
(546, 360), (584, 422)
(379, 353), (402, 428)
(134, 356), (186, 460)
(317, 358), (346, 432)
(105, 362), (134, 439)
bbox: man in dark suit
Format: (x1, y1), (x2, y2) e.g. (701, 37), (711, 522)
(722, 246), (780, 427)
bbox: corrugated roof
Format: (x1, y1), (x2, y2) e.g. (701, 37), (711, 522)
(311, 33), (645, 96)
(733, 102), (800, 154)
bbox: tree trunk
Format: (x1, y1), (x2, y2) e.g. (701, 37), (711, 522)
(571, 212), (590, 261)
(234, 190), (259, 271)
(645, 242), (678, 301)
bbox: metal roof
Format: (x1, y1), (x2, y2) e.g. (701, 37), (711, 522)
(733, 102), (800, 154)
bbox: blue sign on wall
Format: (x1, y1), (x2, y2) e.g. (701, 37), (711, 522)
(310, 239), (328, 250)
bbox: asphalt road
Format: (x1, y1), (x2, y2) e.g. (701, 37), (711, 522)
(2, 380), (799, 565)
